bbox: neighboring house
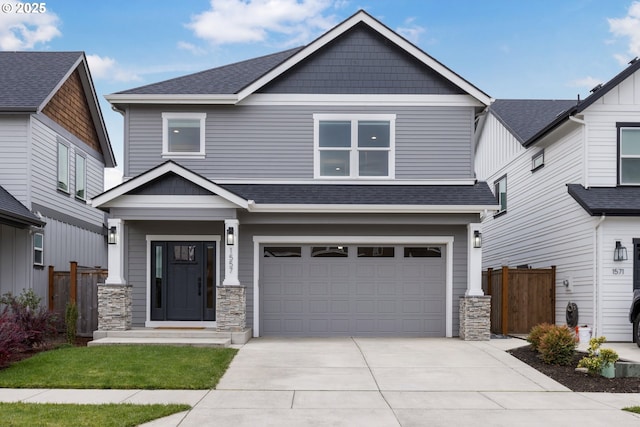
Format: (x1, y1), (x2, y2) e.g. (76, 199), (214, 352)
(475, 59), (640, 342)
(93, 11), (499, 340)
(0, 52), (115, 301)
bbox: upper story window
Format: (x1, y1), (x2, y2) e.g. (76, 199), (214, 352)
(162, 113), (206, 158)
(494, 174), (507, 216)
(75, 153), (86, 200)
(619, 125), (640, 185)
(314, 114), (395, 179)
(57, 139), (69, 193)
(531, 150), (544, 172)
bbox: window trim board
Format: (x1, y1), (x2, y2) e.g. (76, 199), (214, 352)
(161, 112), (207, 158)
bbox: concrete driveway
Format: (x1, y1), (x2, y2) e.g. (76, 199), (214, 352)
(158, 337), (640, 427)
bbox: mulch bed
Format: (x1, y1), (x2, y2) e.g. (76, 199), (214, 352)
(508, 345), (640, 393)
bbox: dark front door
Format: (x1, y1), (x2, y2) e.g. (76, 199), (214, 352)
(151, 241), (216, 321)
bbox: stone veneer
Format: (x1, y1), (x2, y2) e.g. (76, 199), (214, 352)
(459, 295), (491, 341)
(97, 284), (132, 331)
(216, 286), (246, 332)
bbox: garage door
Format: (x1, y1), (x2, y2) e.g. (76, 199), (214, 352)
(260, 244), (446, 337)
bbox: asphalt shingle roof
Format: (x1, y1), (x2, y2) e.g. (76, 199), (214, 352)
(220, 182), (498, 206)
(117, 47), (304, 95)
(0, 186), (44, 227)
(567, 184), (640, 216)
(489, 99), (577, 145)
(0, 51), (82, 111)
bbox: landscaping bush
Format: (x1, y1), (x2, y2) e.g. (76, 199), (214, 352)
(65, 302), (78, 344)
(1, 290), (58, 348)
(0, 311), (27, 367)
(537, 324), (578, 365)
(527, 323), (554, 351)
(578, 336), (619, 375)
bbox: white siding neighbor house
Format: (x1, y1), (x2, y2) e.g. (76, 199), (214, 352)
(475, 59), (640, 342)
(92, 11), (499, 342)
(0, 52), (115, 300)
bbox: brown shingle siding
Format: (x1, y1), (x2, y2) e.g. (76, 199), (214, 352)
(42, 69), (101, 153)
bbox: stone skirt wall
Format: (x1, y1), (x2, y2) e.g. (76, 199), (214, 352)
(459, 295), (491, 341)
(97, 284), (132, 331)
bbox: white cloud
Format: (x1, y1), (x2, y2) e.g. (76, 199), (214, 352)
(396, 17), (425, 45)
(0, 3), (61, 50)
(569, 76), (603, 90)
(608, 1), (640, 59)
(177, 41), (206, 55)
(186, 0), (337, 46)
(86, 54), (141, 82)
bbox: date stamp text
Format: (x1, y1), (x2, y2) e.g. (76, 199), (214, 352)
(1, 3), (47, 13)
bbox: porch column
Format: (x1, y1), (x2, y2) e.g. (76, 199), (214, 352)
(466, 223), (483, 296)
(98, 218), (132, 331)
(223, 219), (240, 286)
(459, 222), (490, 341)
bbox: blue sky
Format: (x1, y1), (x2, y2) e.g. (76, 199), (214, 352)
(2, 0), (640, 184)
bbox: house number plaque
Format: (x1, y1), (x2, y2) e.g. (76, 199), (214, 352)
(612, 268), (625, 275)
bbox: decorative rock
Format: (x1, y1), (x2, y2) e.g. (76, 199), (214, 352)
(459, 295), (491, 341)
(97, 284), (132, 331)
(216, 286), (247, 332)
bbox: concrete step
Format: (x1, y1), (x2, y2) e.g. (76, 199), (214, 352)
(97, 329), (226, 339)
(87, 337), (231, 348)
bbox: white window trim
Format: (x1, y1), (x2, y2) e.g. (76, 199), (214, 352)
(619, 127), (640, 185)
(75, 151), (87, 201)
(34, 232), (44, 266)
(57, 139), (70, 193)
(494, 175), (507, 215)
(531, 150), (544, 172)
(313, 113), (396, 179)
(162, 112), (206, 159)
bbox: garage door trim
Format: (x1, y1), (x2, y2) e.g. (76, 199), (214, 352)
(252, 235), (454, 337)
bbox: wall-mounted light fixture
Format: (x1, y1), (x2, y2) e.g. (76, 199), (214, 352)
(614, 241), (628, 261)
(226, 227), (235, 246)
(108, 226), (117, 245)
(473, 230), (482, 248)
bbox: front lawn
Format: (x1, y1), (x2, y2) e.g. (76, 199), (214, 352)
(0, 345), (237, 389)
(0, 402), (190, 427)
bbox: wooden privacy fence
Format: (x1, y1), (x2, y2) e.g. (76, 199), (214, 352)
(48, 262), (107, 337)
(482, 266), (556, 335)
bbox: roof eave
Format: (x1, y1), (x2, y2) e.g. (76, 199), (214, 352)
(247, 203), (501, 214)
(522, 106), (578, 148)
(105, 94), (239, 106)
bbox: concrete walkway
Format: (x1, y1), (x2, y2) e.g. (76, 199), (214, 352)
(2, 337), (640, 426)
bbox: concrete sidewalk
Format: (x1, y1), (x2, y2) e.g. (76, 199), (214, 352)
(1, 337), (640, 426)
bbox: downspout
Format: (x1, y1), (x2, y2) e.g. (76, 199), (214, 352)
(568, 115), (587, 187)
(594, 214), (606, 337)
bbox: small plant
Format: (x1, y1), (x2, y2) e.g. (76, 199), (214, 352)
(65, 302), (78, 344)
(527, 323), (554, 351)
(536, 324), (577, 365)
(578, 336), (619, 376)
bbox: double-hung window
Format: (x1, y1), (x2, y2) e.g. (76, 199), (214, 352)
(57, 140), (69, 193)
(314, 114), (395, 179)
(162, 113), (206, 158)
(619, 125), (640, 185)
(33, 233), (44, 266)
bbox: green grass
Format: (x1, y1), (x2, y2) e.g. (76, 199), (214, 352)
(0, 345), (237, 389)
(0, 402), (191, 427)
(624, 406), (640, 414)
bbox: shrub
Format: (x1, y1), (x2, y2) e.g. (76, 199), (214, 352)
(527, 323), (554, 351)
(537, 325), (577, 365)
(65, 302), (78, 344)
(2, 290), (58, 348)
(578, 336), (619, 376)
(0, 311), (27, 367)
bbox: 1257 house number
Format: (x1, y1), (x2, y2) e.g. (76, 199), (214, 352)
(612, 268), (625, 275)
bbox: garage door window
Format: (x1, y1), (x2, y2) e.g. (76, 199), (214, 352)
(264, 247), (302, 257)
(404, 247), (442, 258)
(357, 247), (395, 257)
(311, 246), (349, 257)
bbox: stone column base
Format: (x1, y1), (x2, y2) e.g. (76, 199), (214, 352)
(216, 286), (246, 332)
(459, 295), (491, 341)
(97, 283), (132, 331)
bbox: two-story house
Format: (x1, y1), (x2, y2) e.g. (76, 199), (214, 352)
(93, 11), (499, 341)
(0, 52), (115, 300)
(475, 59), (640, 342)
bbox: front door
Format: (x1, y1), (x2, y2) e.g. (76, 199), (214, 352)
(151, 241), (216, 321)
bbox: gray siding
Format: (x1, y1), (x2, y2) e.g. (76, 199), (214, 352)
(0, 116), (29, 204)
(0, 224), (31, 297)
(259, 24), (464, 95)
(126, 105), (475, 180)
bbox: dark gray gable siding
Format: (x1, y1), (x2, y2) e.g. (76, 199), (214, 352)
(129, 172), (216, 196)
(567, 184), (640, 216)
(0, 51), (82, 111)
(259, 23), (465, 95)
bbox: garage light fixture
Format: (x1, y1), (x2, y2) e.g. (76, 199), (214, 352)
(614, 241), (627, 262)
(108, 226), (117, 245)
(473, 231), (482, 249)
(226, 227), (235, 246)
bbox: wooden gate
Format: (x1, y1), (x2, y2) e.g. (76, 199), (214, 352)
(482, 266), (556, 335)
(48, 262), (107, 337)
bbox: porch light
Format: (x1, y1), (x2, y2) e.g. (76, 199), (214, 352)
(108, 226), (117, 245)
(226, 227), (235, 246)
(614, 241), (628, 261)
(473, 230), (482, 248)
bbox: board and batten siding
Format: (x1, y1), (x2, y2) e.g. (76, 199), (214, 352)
(0, 116), (30, 204)
(474, 114), (524, 181)
(0, 224), (31, 297)
(125, 105), (475, 180)
(479, 118), (598, 331)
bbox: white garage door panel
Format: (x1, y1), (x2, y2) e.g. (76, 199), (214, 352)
(261, 244), (446, 337)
